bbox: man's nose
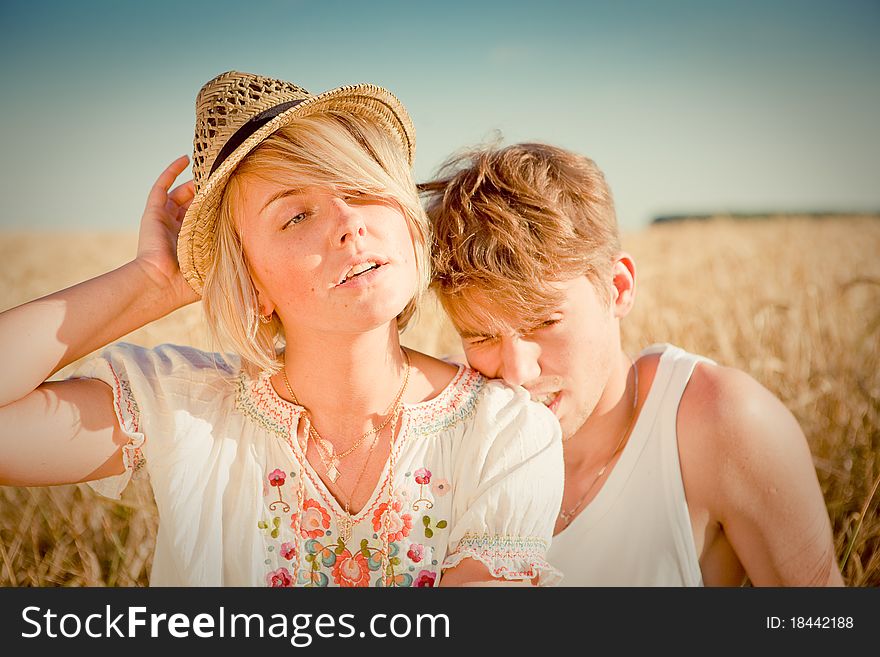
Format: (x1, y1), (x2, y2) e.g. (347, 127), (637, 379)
(498, 336), (541, 388)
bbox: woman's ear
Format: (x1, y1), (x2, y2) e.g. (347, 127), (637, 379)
(610, 252), (636, 319)
(255, 286), (276, 319)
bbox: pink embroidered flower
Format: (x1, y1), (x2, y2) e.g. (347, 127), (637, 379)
(291, 499), (331, 539)
(266, 567), (293, 587)
(413, 468), (432, 485)
(407, 544), (425, 563)
(280, 541), (297, 561)
(432, 478), (451, 497)
(332, 550), (371, 587)
(414, 569), (437, 587)
(372, 498), (413, 542)
(268, 468), (286, 487)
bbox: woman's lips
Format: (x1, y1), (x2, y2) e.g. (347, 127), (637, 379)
(334, 262), (387, 288)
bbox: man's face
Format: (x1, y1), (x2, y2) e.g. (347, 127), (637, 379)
(457, 276), (620, 439)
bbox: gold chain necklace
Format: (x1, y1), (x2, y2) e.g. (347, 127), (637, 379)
(282, 349), (411, 483)
(335, 404), (403, 543)
(558, 356), (639, 530)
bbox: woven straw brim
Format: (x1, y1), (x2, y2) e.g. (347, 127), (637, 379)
(178, 84), (415, 295)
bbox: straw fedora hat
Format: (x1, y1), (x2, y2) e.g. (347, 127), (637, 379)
(177, 70), (416, 295)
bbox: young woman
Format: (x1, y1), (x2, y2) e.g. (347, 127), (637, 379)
(0, 71), (563, 587)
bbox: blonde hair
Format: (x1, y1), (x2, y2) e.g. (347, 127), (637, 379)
(201, 111), (430, 376)
(421, 142), (620, 332)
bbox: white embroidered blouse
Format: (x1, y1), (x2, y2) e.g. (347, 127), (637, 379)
(70, 343), (564, 587)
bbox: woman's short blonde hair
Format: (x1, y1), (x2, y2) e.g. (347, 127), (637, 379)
(201, 111), (430, 376)
(421, 142), (620, 333)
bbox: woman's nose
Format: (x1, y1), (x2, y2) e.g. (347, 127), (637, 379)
(331, 197), (367, 247)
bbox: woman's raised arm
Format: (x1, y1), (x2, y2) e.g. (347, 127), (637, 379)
(0, 156), (198, 486)
(0, 155), (197, 405)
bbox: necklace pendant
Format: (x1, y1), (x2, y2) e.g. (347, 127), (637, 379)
(338, 516), (353, 543)
(326, 460), (340, 483)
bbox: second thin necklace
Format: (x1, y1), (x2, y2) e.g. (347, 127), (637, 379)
(282, 349), (411, 484)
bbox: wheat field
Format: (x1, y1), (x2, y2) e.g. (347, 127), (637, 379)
(0, 216), (878, 586)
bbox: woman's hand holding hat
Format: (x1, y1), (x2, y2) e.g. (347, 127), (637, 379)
(134, 155), (200, 309)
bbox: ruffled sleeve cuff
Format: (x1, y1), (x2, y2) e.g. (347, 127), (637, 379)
(441, 533), (563, 586)
(72, 356), (146, 500)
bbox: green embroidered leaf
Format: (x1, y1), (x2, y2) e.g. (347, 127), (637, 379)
(360, 538), (369, 550)
(257, 520), (268, 529)
(422, 515), (431, 527)
(436, 520), (448, 529)
(305, 553), (315, 563)
(361, 547), (371, 559)
(425, 528), (434, 539)
(390, 557), (400, 566)
(270, 529), (279, 539)
(272, 517), (281, 527)
(334, 545), (345, 555)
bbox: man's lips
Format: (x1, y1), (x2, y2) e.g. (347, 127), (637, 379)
(531, 390), (562, 414)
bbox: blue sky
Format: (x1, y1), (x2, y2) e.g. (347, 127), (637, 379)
(0, 0), (877, 230)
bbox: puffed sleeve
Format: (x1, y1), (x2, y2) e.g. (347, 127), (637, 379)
(442, 380), (564, 585)
(64, 342), (235, 499)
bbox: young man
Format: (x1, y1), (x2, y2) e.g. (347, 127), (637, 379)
(422, 143), (843, 586)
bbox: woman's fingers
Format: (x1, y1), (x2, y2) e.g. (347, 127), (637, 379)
(145, 155), (190, 209)
(168, 179), (195, 207)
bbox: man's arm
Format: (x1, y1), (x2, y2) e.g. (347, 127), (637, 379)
(681, 363), (844, 586)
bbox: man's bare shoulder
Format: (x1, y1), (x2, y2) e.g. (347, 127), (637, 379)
(679, 361), (800, 444)
(679, 362), (804, 465)
(675, 360), (842, 585)
(677, 361), (816, 515)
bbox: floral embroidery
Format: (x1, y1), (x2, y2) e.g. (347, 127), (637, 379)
(267, 567), (294, 587)
(369, 541), (413, 588)
(267, 468), (290, 513)
(420, 514), (448, 539)
(257, 516), (282, 539)
(412, 467), (434, 511)
(238, 364), (486, 588)
(280, 541), (297, 561)
(298, 569), (329, 587)
(332, 549), (371, 587)
(407, 544), (425, 563)
(414, 570), (437, 587)
(372, 499), (413, 542)
(291, 499), (331, 539)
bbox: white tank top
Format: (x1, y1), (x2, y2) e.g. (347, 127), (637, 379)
(546, 343), (713, 586)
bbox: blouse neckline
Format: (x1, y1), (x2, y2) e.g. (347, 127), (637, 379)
(236, 361), (487, 442)
(234, 359), (488, 524)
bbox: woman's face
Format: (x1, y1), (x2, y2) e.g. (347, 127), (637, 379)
(234, 175), (418, 338)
